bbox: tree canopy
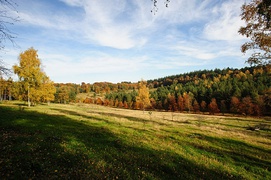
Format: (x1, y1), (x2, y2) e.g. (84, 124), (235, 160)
(100, 66), (271, 116)
(239, 0), (271, 65)
(136, 80), (151, 110)
(13, 47), (55, 106)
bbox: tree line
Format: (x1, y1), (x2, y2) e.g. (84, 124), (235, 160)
(89, 66), (271, 116)
(1, 54), (270, 116)
(0, 48), (270, 116)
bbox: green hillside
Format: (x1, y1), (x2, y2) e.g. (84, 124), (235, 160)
(0, 102), (270, 179)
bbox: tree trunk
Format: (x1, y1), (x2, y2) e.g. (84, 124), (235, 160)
(28, 85), (30, 107)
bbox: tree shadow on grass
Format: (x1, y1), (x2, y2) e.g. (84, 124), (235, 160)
(0, 106), (245, 179)
(186, 133), (271, 179)
(53, 108), (167, 126)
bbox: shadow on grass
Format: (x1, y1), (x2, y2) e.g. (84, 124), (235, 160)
(0, 106), (249, 179)
(54, 108), (167, 126)
(186, 133), (271, 179)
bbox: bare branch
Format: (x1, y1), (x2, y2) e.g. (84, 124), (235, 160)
(151, 0), (170, 15)
(0, 59), (11, 76)
(0, 0), (19, 74)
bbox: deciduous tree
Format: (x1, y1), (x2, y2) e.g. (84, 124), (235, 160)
(208, 98), (220, 115)
(183, 92), (193, 112)
(40, 76), (55, 104)
(136, 80), (150, 111)
(13, 47), (55, 106)
(200, 100), (207, 114)
(230, 96), (240, 114)
(240, 96), (254, 116)
(193, 100), (200, 113)
(254, 96), (265, 116)
(168, 93), (177, 112)
(177, 95), (184, 112)
(239, 0), (271, 65)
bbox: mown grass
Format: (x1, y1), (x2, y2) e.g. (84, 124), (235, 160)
(0, 102), (270, 179)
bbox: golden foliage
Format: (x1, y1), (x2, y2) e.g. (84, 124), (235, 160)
(13, 47), (55, 106)
(136, 80), (150, 110)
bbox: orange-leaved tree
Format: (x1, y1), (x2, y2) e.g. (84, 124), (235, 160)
(239, 0), (271, 65)
(208, 98), (220, 115)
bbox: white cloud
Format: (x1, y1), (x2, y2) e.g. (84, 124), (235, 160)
(3, 0), (249, 83)
(203, 0), (245, 41)
(57, 0), (216, 49)
(173, 44), (217, 60)
(85, 25), (136, 49)
(40, 51), (148, 79)
(79, 1), (151, 49)
(17, 6), (81, 32)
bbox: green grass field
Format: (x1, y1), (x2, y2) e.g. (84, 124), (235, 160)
(0, 102), (270, 179)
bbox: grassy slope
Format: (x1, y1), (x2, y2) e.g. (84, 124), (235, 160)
(0, 102), (270, 179)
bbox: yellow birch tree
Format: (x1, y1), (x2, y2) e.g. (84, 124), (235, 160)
(40, 75), (56, 105)
(13, 47), (55, 106)
(136, 80), (150, 111)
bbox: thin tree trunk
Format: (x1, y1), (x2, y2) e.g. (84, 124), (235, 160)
(28, 84), (30, 107)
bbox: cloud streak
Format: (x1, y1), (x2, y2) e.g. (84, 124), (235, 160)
(203, 0), (245, 41)
(3, 0), (248, 83)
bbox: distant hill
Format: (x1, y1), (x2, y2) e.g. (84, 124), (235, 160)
(53, 65), (270, 116)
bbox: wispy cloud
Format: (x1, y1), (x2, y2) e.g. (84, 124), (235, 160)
(3, 0), (248, 83)
(203, 0), (245, 41)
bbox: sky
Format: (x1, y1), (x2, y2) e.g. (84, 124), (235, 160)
(2, 0), (250, 84)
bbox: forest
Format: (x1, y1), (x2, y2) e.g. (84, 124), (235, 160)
(100, 65), (271, 116)
(1, 65), (270, 116)
(0, 0), (271, 116)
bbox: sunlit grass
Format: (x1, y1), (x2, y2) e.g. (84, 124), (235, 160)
(0, 102), (270, 179)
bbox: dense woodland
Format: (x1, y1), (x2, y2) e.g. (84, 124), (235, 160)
(103, 66), (271, 116)
(1, 65), (270, 116)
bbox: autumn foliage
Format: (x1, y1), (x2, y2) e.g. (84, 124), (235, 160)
(100, 66), (271, 116)
(1, 63), (270, 116)
(12, 48), (55, 106)
(239, 0), (271, 65)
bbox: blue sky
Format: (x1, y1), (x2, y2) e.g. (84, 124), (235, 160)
(2, 0), (249, 83)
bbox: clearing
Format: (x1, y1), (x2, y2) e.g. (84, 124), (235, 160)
(0, 102), (270, 179)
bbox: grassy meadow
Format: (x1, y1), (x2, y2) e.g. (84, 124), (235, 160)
(0, 101), (270, 179)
